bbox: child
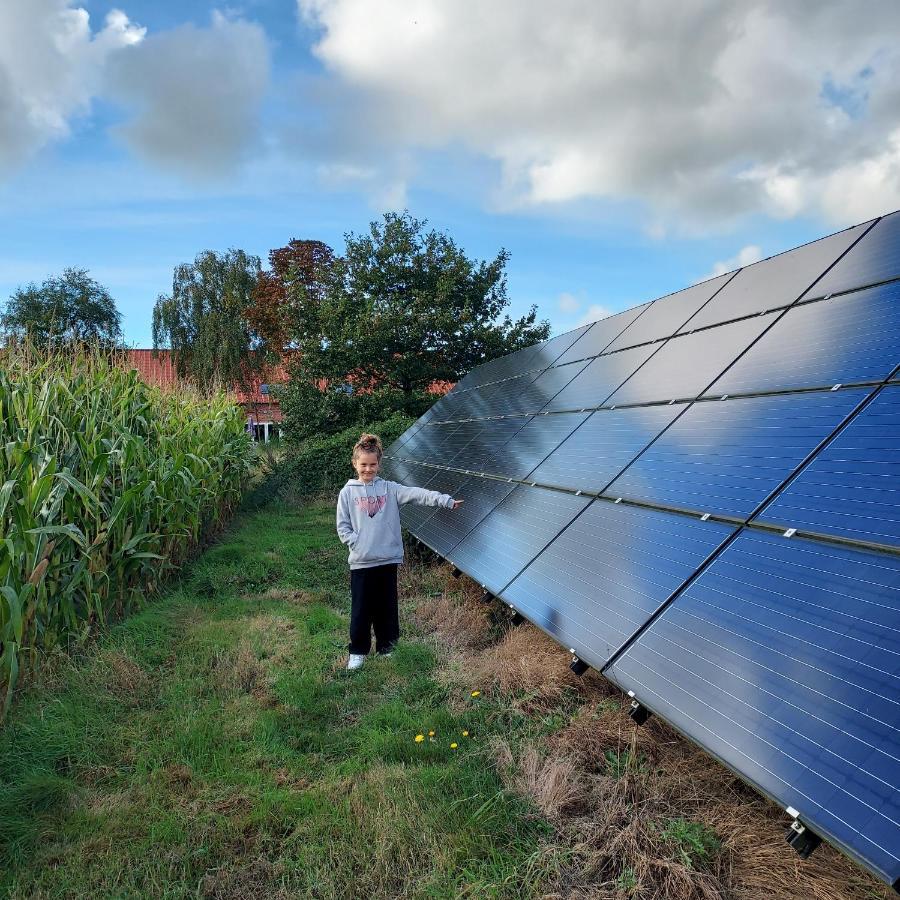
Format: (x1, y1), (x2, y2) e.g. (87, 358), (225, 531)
(336, 432), (463, 670)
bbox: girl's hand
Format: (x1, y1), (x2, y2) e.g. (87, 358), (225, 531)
(452, 499), (464, 509)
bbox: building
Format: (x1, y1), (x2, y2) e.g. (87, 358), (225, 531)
(125, 349), (286, 442)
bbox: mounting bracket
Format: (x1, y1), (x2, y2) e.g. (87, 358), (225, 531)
(569, 657), (590, 676)
(785, 815), (822, 859)
(627, 691), (652, 725)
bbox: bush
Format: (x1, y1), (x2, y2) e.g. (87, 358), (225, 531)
(276, 412), (415, 499)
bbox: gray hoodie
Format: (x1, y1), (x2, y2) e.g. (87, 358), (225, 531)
(336, 476), (455, 569)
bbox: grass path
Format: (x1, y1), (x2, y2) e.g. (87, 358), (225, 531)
(0, 502), (551, 899)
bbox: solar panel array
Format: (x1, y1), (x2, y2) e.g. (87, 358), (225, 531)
(381, 211), (900, 890)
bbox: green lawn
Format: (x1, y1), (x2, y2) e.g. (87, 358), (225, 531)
(0, 502), (552, 899)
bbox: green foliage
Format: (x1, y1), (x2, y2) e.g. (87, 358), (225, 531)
(1, 268), (122, 349)
(151, 248), (262, 393)
(286, 211), (550, 395)
(659, 818), (722, 869)
(277, 413), (415, 498)
(603, 747), (647, 778)
(615, 867), (639, 894)
(0, 345), (254, 718)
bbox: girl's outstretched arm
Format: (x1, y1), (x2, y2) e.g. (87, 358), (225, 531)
(394, 483), (459, 509)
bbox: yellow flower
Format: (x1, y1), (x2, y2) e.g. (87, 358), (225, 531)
(462, 730), (469, 737)
(415, 734), (424, 743)
(470, 690), (481, 697)
(450, 743), (458, 749)
(428, 730), (435, 737)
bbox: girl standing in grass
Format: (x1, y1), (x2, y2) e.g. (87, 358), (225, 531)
(336, 433), (463, 670)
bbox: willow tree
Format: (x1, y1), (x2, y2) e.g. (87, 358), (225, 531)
(152, 249), (261, 393)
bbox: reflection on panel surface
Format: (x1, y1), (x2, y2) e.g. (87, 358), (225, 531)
(756, 386), (900, 547)
(606, 273), (734, 351)
(803, 213), (896, 299)
(481, 411), (589, 479)
(441, 417), (533, 474)
(414, 475), (517, 557)
(607, 531), (900, 886)
(605, 390), (867, 517)
(528, 404), (686, 494)
(504, 503), (734, 667)
(554, 304), (651, 365)
(448, 485), (590, 595)
(682, 222), (871, 331)
(607, 313), (779, 406)
(705, 282), (900, 396)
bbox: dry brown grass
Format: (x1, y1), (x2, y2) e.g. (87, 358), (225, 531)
(99, 649), (152, 703)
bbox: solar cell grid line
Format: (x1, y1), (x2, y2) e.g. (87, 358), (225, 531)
(412, 474), (518, 558)
(501, 502), (736, 670)
(801, 211), (899, 301)
(453, 370), (545, 420)
(604, 270), (736, 353)
(447, 484), (591, 595)
(439, 415), (535, 474)
(605, 311), (781, 407)
(603, 389), (871, 519)
(753, 385), (900, 549)
(679, 219), (873, 332)
(604, 531), (900, 888)
(703, 281), (900, 398)
(527, 403), (689, 495)
(543, 342), (662, 412)
(395, 421), (468, 465)
(398, 466), (472, 535)
(514, 359), (593, 415)
(553, 302), (653, 366)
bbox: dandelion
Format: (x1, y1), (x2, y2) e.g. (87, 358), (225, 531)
(450, 743), (458, 749)
(428, 730), (435, 737)
(471, 690), (481, 697)
(462, 730), (469, 737)
(415, 734), (424, 743)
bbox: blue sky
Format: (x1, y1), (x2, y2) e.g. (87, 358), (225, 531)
(2, 1), (899, 346)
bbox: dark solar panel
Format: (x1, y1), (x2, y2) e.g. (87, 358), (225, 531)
(705, 282), (900, 397)
(802, 213), (895, 300)
(399, 467), (471, 536)
(442, 417), (533, 473)
(527, 404), (687, 494)
(553, 303), (652, 365)
(503, 502), (734, 667)
(682, 221), (871, 331)
(605, 272), (735, 351)
(544, 343), (660, 411)
(755, 386), (900, 548)
(604, 390), (868, 517)
(397, 421), (465, 465)
(606, 531), (900, 887)
(413, 474), (517, 557)
(606, 312), (779, 406)
(448, 485), (590, 594)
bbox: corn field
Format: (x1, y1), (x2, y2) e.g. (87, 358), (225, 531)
(0, 347), (253, 718)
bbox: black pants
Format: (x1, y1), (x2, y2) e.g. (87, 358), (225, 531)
(349, 564), (399, 655)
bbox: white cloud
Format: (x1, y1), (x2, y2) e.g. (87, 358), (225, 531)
(557, 292), (581, 314)
(0, 1), (144, 173)
(576, 304), (617, 327)
(706, 245), (763, 279)
(105, 12), (270, 180)
(298, 0), (900, 227)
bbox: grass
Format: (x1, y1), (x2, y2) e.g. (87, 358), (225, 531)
(0, 498), (894, 899)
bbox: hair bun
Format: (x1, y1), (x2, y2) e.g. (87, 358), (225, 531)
(352, 432), (384, 462)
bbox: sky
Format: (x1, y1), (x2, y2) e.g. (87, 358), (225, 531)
(1, 0), (900, 347)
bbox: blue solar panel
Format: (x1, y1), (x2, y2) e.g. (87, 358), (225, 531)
(755, 386), (900, 548)
(448, 485), (590, 594)
(681, 221), (872, 331)
(705, 282), (900, 397)
(554, 303), (653, 365)
(503, 502), (734, 667)
(604, 390), (868, 517)
(527, 404), (687, 494)
(606, 530), (900, 887)
(802, 213), (897, 300)
(442, 417), (534, 473)
(606, 312), (779, 406)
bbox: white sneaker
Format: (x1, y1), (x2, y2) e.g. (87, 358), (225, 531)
(347, 654), (366, 670)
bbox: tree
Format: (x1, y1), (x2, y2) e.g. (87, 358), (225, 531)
(1, 268), (122, 348)
(152, 249), (261, 393)
(287, 212), (549, 396)
(245, 239), (335, 354)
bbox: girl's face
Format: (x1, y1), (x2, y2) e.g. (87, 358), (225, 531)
(354, 450), (380, 483)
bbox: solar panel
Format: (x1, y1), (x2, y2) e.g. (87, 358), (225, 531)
(503, 502), (734, 666)
(705, 281), (900, 397)
(802, 212), (896, 300)
(605, 530), (900, 887)
(448, 485), (590, 595)
(681, 221), (872, 331)
(389, 210), (900, 889)
(754, 386), (900, 548)
(604, 389), (869, 518)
